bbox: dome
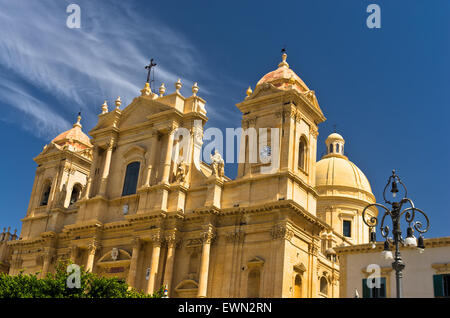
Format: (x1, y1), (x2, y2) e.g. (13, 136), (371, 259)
(256, 53), (309, 93)
(52, 115), (92, 151)
(315, 133), (373, 197)
(326, 133), (344, 143)
(316, 156), (373, 194)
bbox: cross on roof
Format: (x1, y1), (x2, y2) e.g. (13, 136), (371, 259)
(145, 58), (157, 84)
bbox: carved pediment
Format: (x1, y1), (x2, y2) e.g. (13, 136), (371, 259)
(175, 279), (198, 290)
(122, 145), (146, 159)
(247, 256), (265, 268)
(39, 142), (63, 156)
(246, 83), (283, 100)
(118, 98), (174, 129)
(97, 248), (131, 264)
(175, 279), (198, 298)
(294, 262), (306, 273)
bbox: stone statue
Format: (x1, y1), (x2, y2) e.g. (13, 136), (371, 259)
(175, 161), (187, 183)
(210, 150), (224, 178)
(111, 248), (119, 261)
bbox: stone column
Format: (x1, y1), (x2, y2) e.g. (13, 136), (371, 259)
(85, 242), (98, 273)
(197, 227), (215, 298)
(99, 139), (114, 196)
(163, 233), (178, 294)
(48, 166), (62, 208)
(27, 169), (41, 214)
(308, 243), (319, 297)
(144, 133), (159, 187)
(126, 237), (141, 288)
(85, 145), (99, 199)
(146, 235), (162, 295)
(41, 248), (54, 278)
(82, 176), (92, 200)
(161, 129), (175, 184)
(70, 245), (78, 263)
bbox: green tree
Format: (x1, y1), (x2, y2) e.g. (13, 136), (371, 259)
(0, 260), (163, 298)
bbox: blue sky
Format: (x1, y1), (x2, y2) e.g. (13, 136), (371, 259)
(0, 0), (449, 239)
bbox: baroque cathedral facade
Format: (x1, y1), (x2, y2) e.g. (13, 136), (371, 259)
(0, 53), (378, 298)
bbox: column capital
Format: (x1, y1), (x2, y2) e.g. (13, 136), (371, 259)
(131, 237), (141, 248)
(165, 232), (181, 248)
(271, 224), (294, 242)
(247, 117), (256, 126)
(106, 138), (115, 150)
(151, 233), (163, 247)
(167, 125), (178, 135)
(87, 241), (100, 255)
(308, 243), (319, 256)
(309, 126), (319, 138)
(202, 227), (215, 245)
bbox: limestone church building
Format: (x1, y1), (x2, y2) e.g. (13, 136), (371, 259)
(0, 53), (378, 298)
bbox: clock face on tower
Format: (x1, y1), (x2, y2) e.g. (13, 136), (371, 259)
(260, 145), (272, 162)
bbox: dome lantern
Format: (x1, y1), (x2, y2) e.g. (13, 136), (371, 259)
(325, 132), (345, 156)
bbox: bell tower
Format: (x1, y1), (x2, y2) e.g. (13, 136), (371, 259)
(236, 52), (326, 188)
(22, 114), (93, 239)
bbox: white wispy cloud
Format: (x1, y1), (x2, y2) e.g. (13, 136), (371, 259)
(0, 0), (215, 138)
(0, 76), (71, 138)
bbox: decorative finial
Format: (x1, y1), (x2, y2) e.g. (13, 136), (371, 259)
(175, 78), (182, 93)
(115, 96), (122, 109)
(159, 83), (166, 97)
(278, 48), (289, 68)
(101, 100), (109, 114)
(246, 86), (253, 98)
(192, 82), (199, 96)
(73, 112), (82, 128)
(141, 82), (151, 96)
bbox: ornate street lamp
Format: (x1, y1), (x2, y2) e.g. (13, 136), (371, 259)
(362, 170), (430, 298)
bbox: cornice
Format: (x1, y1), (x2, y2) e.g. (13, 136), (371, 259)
(63, 220), (103, 232)
(225, 170), (319, 198)
(217, 199), (328, 231)
(125, 210), (166, 223)
(335, 236), (450, 255)
(316, 191), (377, 207)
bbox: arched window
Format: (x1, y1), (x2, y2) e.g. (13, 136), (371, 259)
(298, 137), (307, 170)
(336, 144), (340, 153)
(329, 144), (333, 154)
(122, 162), (141, 196)
(320, 276), (328, 295)
(70, 184), (82, 205)
(294, 275), (302, 298)
(247, 269), (261, 298)
(40, 183), (51, 206)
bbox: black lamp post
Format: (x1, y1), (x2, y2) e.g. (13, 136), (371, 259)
(362, 170), (430, 298)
